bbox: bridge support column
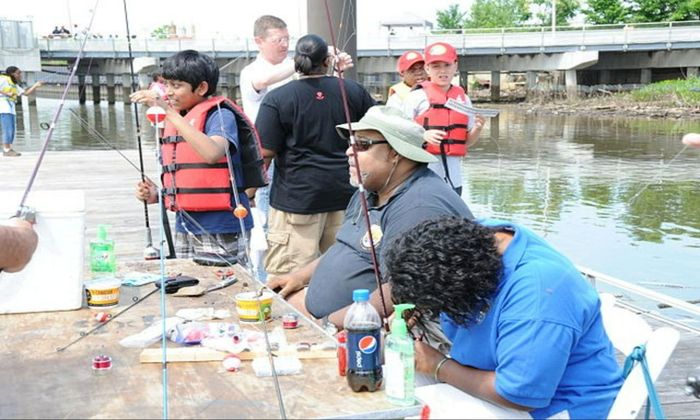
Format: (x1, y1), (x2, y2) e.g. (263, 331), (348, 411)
(460, 71), (469, 93)
(106, 74), (116, 104)
(91, 74), (101, 104)
(565, 70), (578, 98)
(688, 67), (698, 78)
(381, 73), (392, 103)
(122, 74), (132, 105)
(526, 71), (537, 97)
(26, 72), (38, 105)
(78, 75), (87, 104)
(599, 70), (611, 84)
(641, 68), (652, 85)
(490, 71), (500, 102)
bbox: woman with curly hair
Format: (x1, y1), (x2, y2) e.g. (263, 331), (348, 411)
(384, 217), (623, 419)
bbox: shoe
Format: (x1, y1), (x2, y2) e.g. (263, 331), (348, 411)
(3, 149), (21, 157)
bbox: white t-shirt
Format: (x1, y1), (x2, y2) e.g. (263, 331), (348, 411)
(239, 56), (294, 123)
(401, 88), (474, 190)
(0, 79), (23, 115)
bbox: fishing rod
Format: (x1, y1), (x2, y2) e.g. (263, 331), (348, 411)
(323, 0), (391, 332)
(122, 0), (159, 261)
(17, 1), (100, 212)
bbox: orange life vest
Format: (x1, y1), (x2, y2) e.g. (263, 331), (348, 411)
(160, 96), (266, 212)
(414, 82), (469, 157)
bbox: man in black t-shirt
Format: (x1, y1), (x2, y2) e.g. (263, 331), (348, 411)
(256, 34), (375, 278)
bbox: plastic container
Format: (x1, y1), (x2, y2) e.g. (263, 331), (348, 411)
(0, 190), (85, 314)
(84, 277), (121, 308)
(385, 303), (416, 406)
(90, 225), (116, 276)
(235, 291), (273, 322)
(344, 289), (383, 392)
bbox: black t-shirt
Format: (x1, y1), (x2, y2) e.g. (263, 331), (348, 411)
(256, 76), (375, 214)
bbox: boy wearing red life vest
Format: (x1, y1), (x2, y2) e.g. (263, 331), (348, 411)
(130, 50), (265, 262)
(386, 50), (427, 109)
(402, 42), (484, 196)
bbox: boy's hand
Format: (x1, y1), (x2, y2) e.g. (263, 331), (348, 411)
(136, 179), (157, 204)
(472, 114), (485, 131)
(267, 274), (306, 299)
(130, 89), (169, 109)
(423, 129), (446, 146)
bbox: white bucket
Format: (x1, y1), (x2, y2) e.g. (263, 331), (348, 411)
(0, 190), (85, 313)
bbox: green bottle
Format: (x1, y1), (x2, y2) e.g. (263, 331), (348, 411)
(90, 225), (116, 276)
(385, 303), (416, 406)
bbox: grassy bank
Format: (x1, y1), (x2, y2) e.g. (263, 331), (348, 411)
(628, 77), (700, 106)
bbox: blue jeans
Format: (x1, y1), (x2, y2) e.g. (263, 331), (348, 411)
(254, 163), (275, 282)
(0, 113), (16, 145)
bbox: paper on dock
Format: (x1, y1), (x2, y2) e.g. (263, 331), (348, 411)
(445, 98), (500, 118)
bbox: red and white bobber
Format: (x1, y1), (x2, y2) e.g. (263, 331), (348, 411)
(222, 354), (241, 372)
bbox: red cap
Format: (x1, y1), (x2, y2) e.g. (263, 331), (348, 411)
(397, 50), (425, 73)
(424, 42), (457, 65)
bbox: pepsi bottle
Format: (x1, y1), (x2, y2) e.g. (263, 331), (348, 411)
(344, 289), (383, 392)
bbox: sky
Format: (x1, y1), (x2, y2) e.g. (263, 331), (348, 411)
(4, 0), (461, 40)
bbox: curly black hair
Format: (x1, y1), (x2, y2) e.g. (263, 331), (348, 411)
(384, 217), (503, 326)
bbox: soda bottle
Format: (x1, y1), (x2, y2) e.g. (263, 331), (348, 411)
(344, 289), (383, 392)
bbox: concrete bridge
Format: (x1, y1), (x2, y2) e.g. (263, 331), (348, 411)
(4, 19), (700, 103)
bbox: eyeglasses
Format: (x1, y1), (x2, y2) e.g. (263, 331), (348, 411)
(265, 36), (290, 45)
(352, 136), (389, 152)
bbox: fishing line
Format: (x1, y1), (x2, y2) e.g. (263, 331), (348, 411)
(627, 143), (690, 205)
(17, 0), (100, 210)
(323, 0), (391, 332)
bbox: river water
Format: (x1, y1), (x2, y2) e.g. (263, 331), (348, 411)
(10, 98), (700, 303)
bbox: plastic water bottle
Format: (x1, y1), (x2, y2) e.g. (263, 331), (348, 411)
(90, 225), (116, 276)
(344, 289), (383, 392)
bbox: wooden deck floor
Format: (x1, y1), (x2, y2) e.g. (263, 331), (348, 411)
(2, 150), (699, 418)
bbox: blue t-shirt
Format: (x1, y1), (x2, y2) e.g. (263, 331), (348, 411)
(174, 107), (253, 234)
(441, 219), (623, 419)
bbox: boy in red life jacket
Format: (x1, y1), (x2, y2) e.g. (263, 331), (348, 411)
(130, 50), (264, 262)
(386, 50), (427, 109)
(401, 42), (485, 196)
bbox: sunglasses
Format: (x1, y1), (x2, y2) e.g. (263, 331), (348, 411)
(352, 135), (389, 152)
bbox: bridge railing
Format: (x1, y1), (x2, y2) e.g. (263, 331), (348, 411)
(37, 20), (700, 56)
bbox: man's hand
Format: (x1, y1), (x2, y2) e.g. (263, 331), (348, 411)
(414, 340), (447, 375)
(266, 273), (307, 299)
(136, 179), (157, 204)
(423, 129), (446, 146)
(0, 218), (39, 273)
(328, 46), (354, 73)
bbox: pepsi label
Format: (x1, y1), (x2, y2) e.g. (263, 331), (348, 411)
(347, 329), (381, 371)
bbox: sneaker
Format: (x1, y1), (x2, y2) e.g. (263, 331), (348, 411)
(3, 149), (21, 157)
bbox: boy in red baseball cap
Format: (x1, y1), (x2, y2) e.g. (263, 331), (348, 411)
(401, 42), (484, 196)
(386, 50), (427, 109)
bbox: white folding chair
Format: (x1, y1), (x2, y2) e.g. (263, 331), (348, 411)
(599, 293), (680, 419)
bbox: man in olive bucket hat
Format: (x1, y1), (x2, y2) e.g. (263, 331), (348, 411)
(267, 105), (474, 334)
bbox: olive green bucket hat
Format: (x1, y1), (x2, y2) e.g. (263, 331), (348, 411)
(336, 105), (437, 164)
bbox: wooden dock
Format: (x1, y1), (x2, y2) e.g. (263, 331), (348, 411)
(1, 150), (700, 418)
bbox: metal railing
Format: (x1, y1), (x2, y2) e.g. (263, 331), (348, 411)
(36, 20), (700, 57)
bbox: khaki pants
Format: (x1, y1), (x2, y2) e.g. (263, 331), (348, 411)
(264, 207), (345, 276)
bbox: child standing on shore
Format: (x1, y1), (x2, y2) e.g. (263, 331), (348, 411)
(402, 42), (484, 196)
(131, 50), (265, 262)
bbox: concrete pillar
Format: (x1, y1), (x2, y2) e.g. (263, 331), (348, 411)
(688, 67), (699, 78)
(526, 71), (537, 90)
(122, 74), (132, 105)
(78, 74), (87, 104)
(460, 71), (469, 94)
(565, 70), (578, 98)
(599, 70), (611, 84)
(641, 68), (652, 85)
(106, 74), (116, 104)
(26, 72), (37, 105)
(489, 114), (500, 141)
(307, 0), (357, 80)
(381, 72), (392, 103)
(91, 74), (101, 104)
(490, 70), (500, 102)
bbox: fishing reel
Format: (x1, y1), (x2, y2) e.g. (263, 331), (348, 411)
(686, 367), (700, 399)
(14, 206), (36, 224)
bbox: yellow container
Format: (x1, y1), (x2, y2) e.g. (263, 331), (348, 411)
(235, 291), (273, 322)
(84, 278), (121, 309)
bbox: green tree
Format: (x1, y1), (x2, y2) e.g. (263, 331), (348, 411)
(583, 0), (631, 24)
(533, 0), (581, 26)
(150, 24), (173, 40)
(436, 3), (468, 30)
(464, 0), (532, 28)
(670, 0), (700, 20)
(630, 0), (682, 22)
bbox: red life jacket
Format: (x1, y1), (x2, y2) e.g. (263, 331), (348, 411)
(414, 82), (469, 157)
(161, 96), (267, 212)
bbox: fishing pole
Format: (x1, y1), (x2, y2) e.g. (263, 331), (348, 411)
(17, 1), (100, 212)
(122, 0), (159, 261)
(323, 0), (391, 332)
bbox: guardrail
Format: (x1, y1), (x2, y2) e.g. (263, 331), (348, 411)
(36, 20), (700, 57)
